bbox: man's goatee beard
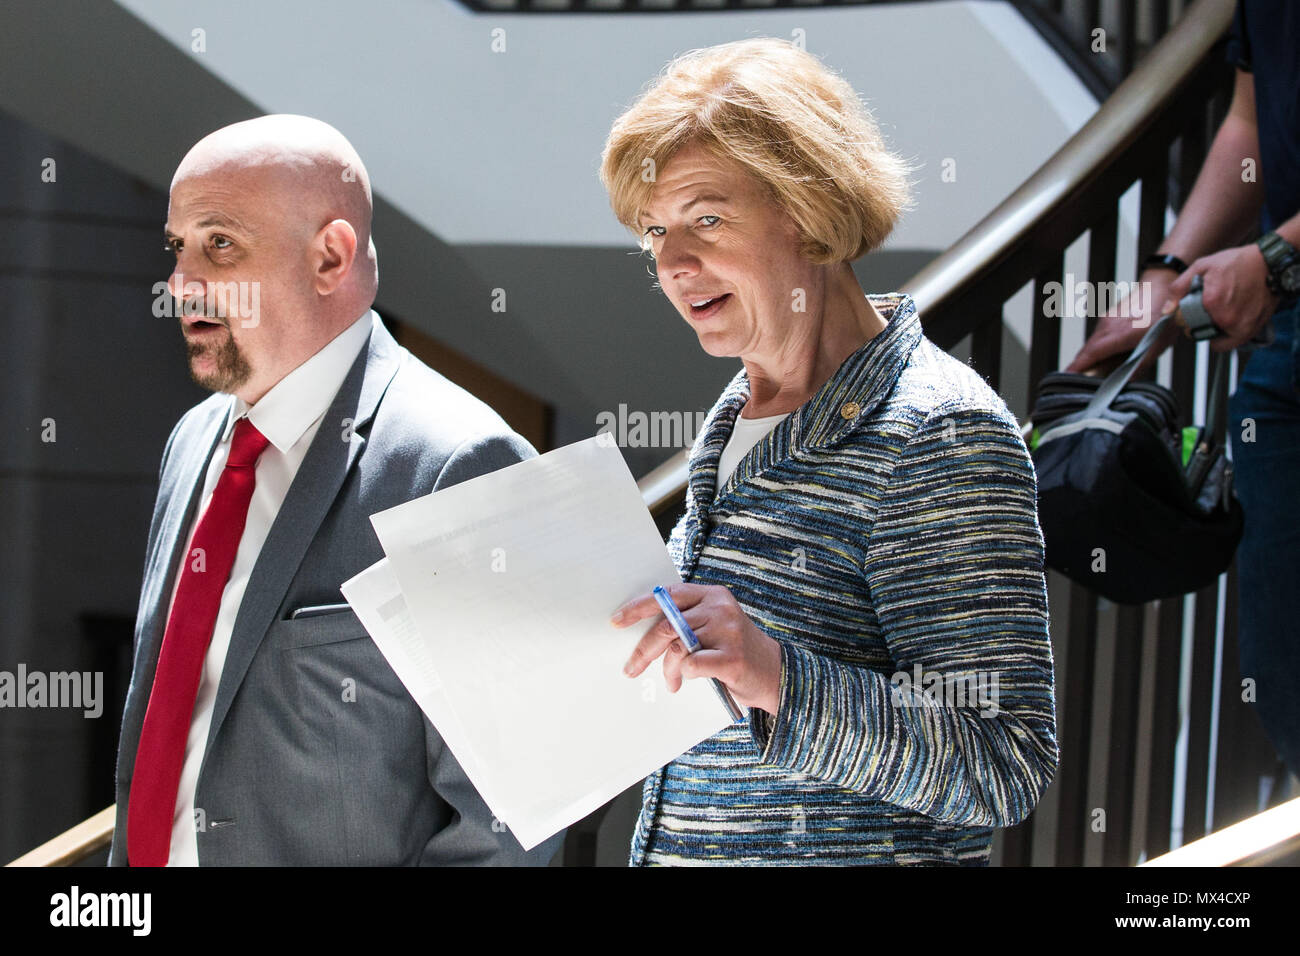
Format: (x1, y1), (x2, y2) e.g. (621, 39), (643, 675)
(186, 328), (252, 393)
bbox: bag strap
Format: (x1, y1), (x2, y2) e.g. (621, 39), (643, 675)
(1185, 351), (1232, 497)
(1204, 347), (1230, 444)
(1082, 312), (1177, 418)
(1082, 308), (1232, 441)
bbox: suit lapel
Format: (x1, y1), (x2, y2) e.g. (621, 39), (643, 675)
(144, 417), (227, 637)
(121, 398), (230, 761)
(202, 320), (404, 756)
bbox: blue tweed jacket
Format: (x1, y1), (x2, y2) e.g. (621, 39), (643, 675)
(631, 292), (1059, 865)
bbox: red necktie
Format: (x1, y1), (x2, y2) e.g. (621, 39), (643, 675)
(128, 417), (270, 866)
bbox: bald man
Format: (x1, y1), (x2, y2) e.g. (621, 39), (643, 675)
(109, 115), (562, 866)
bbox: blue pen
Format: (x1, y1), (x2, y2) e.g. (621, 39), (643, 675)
(652, 585), (745, 723)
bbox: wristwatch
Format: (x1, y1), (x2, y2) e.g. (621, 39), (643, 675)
(1255, 231), (1300, 296)
(1142, 253), (1190, 276)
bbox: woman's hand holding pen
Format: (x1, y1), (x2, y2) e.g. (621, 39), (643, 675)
(611, 583), (783, 716)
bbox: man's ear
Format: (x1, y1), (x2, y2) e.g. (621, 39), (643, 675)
(312, 219), (359, 295)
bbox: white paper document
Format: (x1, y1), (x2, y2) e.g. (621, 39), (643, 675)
(343, 436), (733, 851)
(338, 557), (494, 806)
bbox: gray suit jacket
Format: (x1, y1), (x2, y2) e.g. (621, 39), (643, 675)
(110, 316), (564, 865)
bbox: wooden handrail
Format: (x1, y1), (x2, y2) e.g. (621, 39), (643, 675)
(635, 447), (690, 515)
(7, 804), (115, 867)
(907, 0), (1235, 339)
(1142, 796), (1300, 866)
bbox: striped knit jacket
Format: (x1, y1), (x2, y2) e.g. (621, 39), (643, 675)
(631, 292), (1059, 865)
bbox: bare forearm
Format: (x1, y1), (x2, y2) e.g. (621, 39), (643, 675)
(1159, 113), (1264, 261)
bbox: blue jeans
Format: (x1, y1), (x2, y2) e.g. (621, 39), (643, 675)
(1228, 299), (1300, 780)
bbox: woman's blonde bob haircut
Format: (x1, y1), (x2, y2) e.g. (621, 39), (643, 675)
(600, 37), (913, 265)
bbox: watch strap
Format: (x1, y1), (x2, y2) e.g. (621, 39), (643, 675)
(1142, 253), (1190, 275)
(1256, 231), (1300, 294)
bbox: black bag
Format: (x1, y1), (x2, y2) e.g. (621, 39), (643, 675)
(1028, 312), (1243, 604)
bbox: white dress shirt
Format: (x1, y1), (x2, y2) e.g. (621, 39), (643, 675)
(162, 310), (375, 866)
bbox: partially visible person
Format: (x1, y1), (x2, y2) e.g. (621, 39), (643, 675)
(602, 38), (1058, 865)
(111, 115), (563, 865)
(1068, 0), (1300, 784)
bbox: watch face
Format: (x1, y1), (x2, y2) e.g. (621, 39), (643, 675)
(1282, 263), (1300, 295)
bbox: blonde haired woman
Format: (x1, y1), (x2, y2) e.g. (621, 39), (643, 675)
(606, 38), (1058, 865)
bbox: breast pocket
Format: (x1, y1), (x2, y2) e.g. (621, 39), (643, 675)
(261, 606), (412, 779)
(275, 607), (370, 648)
(268, 610), (386, 718)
